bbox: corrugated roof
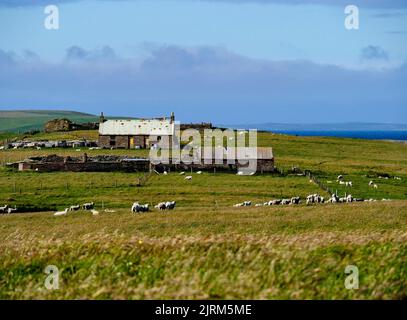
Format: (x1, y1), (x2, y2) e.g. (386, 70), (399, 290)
(99, 119), (174, 136)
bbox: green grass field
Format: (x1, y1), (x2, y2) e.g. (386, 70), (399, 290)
(0, 110), (99, 133)
(0, 130), (406, 299)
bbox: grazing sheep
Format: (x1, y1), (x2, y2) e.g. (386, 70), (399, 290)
(394, 177), (402, 180)
(0, 205), (8, 214)
(369, 181), (374, 186)
(54, 208), (69, 216)
(163, 171), (168, 175)
(338, 197), (347, 203)
(104, 209), (116, 213)
(255, 204), (263, 207)
(281, 199), (291, 205)
(337, 175), (344, 180)
(330, 194), (339, 203)
(165, 201), (176, 210)
(131, 202), (150, 213)
(155, 202), (167, 210)
(373, 184), (378, 189)
(184, 176), (193, 181)
(290, 197), (301, 205)
(180, 172), (186, 175)
(7, 207), (17, 214)
(91, 209), (99, 216)
(82, 202), (94, 210)
(306, 194), (324, 205)
(196, 171), (202, 175)
(233, 201), (251, 207)
(69, 205), (80, 211)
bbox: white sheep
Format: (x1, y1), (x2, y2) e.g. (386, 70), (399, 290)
(7, 207), (17, 214)
(54, 208), (69, 216)
(155, 202), (167, 210)
(132, 202), (150, 213)
(184, 176), (193, 180)
(165, 201), (176, 210)
(0, 205), (8, 214)
(290, 197), (301, 205)
(82, 202), (94, 210)
(281, 199), (291, 205)
(233, 201), (251, 207)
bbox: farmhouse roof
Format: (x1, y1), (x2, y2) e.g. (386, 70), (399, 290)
(99, 119), (175, 136)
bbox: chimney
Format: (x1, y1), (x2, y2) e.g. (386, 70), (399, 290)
(99, 112), (106, 123)
(170, 112), (175, 123)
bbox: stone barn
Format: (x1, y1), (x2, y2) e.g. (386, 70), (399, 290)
(98, 113), (175, 149)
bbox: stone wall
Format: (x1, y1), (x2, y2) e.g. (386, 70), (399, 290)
(98, 135), (129, 149)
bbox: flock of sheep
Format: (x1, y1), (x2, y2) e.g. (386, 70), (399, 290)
(233, 192), (392, 208)
(2, 172), (401, 216)
(131, 201), (176, 213)
(52, 200), (177, 216)
(54, 202), (99, 216)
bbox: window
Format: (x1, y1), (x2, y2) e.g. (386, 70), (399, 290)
(110, 135), (116, 146)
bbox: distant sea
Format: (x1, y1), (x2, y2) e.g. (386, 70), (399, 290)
(271, 130), (407, 141)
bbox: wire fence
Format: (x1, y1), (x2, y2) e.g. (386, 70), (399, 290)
(289, 166), (336, 196)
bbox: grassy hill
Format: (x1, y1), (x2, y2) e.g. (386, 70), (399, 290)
(0, 110), (99, 133)
(0, 130), (406, 299)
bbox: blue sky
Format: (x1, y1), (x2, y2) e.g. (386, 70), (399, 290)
(0, 0), (406, 124)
